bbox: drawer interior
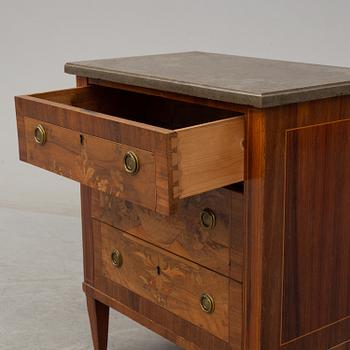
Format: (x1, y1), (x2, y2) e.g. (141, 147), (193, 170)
(18, 85), (244, 214)
(33, 85), (243, 130)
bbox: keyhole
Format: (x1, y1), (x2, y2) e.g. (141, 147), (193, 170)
(156, 266), (161, 275)
(80, 134), (84, 145)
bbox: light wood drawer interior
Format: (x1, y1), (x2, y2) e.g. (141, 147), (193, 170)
(91, 186), (243, 281)
(93, 220), (242, 342)
(16, 85), (244, 214)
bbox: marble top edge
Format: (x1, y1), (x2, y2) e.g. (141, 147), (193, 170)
(64, 51), (350, 108)
(65, 60), (263, 96)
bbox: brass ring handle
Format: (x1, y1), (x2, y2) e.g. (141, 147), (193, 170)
(123, 151), (140, 175)
(34, 124), (47, 145)
(200, 293), (215, 314)
(200, 208), (216, 230)
(111, 249), (123, 268)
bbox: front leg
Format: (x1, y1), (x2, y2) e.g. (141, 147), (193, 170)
(86, 295), (109, 350)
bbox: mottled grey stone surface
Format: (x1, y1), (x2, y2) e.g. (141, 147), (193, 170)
(65, 51), (350, 108)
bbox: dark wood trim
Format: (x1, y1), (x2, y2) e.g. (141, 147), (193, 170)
(329, 340), (350, 350)
(244, 109), (265, 350)
(81, 185), (94, 284)
(280, 317), (350, 349)
(83, 282), (231, 350)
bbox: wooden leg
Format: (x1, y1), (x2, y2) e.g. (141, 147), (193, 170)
(86, 294), (109, 350)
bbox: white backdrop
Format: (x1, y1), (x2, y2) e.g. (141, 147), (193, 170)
(1, 0), (349, 216)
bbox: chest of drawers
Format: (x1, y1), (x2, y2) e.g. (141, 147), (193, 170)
(15, 52), (350, 349)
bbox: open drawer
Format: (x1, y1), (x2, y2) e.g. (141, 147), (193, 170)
(15, 85), (244, 214)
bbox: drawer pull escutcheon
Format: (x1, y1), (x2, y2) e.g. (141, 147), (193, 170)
(34, 124), (46, 145)
(111, 249), (123, 268)
(200, 293), (215, 313)
(200, 208), (216, 230)
(123, 151), (140, 175)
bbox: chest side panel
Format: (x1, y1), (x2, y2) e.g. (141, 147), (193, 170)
(282, 120), (350, 343)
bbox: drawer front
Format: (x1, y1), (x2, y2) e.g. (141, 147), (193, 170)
(24, 117), (156, 209)
(16, 86), (244, 214)
(93, 220), (240, 342)
(92, 188), (243, 280)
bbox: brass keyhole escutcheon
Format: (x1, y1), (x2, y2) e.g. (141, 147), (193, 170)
(200, 208), (216, 230)
(123, 151), (140, 175)
(200, 293), (215, 314)
(111, 249), (123, 268)
(34, 124), (46, 145)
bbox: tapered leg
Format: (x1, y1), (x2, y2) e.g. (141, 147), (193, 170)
(86, 295), (109, 350)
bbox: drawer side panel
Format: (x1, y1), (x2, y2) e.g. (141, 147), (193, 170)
(176, 117), (244, 198)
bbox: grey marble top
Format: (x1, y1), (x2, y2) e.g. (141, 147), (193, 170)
(65, 52), (350, 108)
